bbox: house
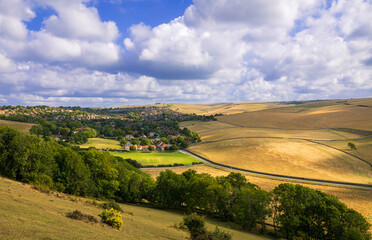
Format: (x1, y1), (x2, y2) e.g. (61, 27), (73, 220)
(141, 145), (156, 151)
(125, 135), (134, 139)
(156, 141), (169, 151)
(124, 142), (132, 150)
(140, 134), (147, 139)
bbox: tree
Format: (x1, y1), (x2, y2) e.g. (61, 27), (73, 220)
(348, 142), (357, 150)
(129, 145), (136, 151)
(183, 213), (206, 240)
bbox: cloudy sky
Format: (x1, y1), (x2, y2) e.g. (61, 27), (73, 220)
(0, 0), (371, 107)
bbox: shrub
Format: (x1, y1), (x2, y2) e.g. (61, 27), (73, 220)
(99, 208), (123, 230)
(99, 201), (123, 212)
(183, 213), (206, 240)
(66, 210), (98, 223)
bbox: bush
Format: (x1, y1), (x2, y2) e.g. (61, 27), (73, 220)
(183, 213), (206, 240)
(99, 201), (123, 212)
(99, 208), (123, 230)
(66, 210), (98, 223)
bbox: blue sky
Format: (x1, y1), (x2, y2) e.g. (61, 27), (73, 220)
(0, 0), (371, 107)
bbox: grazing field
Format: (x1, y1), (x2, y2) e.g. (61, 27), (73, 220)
(169, 102), (290, 115)
(109, 151), (201, 166)
(189, 138), (372, 184)
(0, 177), (270, 240)
(0, 120), (36, 133)
(218, 99), (372, 131)
(142, 164), (372, 225)
(181, 120), (237, 132)
(79, 138), (122, 150)
(317, 137), (372, 164)
(197, 127), (362, 142)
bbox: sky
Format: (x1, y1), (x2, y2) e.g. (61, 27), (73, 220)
(0, 0), (371, 107)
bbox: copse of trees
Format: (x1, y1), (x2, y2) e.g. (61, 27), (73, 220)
(0, 126), (370, 239)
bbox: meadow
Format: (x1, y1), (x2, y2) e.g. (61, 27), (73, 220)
(0, 119), (36, 133)
(109, 151), (202, 166)
(169, 102), (290, 115)
(0, 176), (270, 240)
(78, 138), (122, 150)
(189, 138), (372, 184)
(217, 99), (372, 131)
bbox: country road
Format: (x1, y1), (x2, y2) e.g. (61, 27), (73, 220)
(178, 149), (372, 190)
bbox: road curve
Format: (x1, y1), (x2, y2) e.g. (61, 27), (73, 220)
(179, 149), (372, 190)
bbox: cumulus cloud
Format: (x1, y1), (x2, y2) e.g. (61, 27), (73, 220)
(0, 0), (371, 106)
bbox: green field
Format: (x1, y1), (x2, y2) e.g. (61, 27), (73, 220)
(0, 176), (270, 240)
(79, 138), (122, 150)
(109, 151), (202, 166)
(0, 120), (36, 133)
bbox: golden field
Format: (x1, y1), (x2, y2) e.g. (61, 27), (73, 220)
(189, 138), (372, 184)
(0, 120), (36, 133)
(78, 138), (122, 150)
(0, 176), (270, 240)
(169, 102), (290, 115)
(218, 99), (372, 131)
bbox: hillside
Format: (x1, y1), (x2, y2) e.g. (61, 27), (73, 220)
(0, 176), (270, 240)
(0, 120), (35, 133)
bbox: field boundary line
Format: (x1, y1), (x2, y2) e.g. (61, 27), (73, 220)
(179, 149), (372, 190)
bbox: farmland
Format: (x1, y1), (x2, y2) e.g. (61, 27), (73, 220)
(109, 151), (202, 166)
(169, 102), (290, 115)
(78, 138), (122, 150)
(0, 119), (36, 133)
(0, 176), (269, 240)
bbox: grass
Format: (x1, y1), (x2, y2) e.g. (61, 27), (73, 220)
(189, 138), (372, 184)
(109, 151), (202, 166)
(197, 127), (362, 142)
(316, 137), (372, 164)
(79, 138), (122, 150)
(169, 102), (289, 115)
(217, 99), (372, 131)
(142, 164), (372, 226)
(0, 176), (271, 240)
(0, 120), (36, 133)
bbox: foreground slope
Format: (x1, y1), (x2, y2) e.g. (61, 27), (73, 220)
(0, 177), (270, 240)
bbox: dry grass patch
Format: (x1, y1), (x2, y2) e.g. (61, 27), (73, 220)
(218, 101), (372, 131)
(199, 127), (362, 142)
(189, 138), (372, 184)
(0, 177), (271, 240)
(79, 138), (122, 150)
(0, 120), (36, 133)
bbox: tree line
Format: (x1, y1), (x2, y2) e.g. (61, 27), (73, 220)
(0, 126), (369, 239)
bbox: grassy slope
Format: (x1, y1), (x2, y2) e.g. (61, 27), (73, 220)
(0, 120), (36, 133)
(189, 138), (372, 184)
(0, 177), (270, 240)
(218, 99), (372, 131)
(169, 102), (290, 115)
(79, 138), (122, 150)
(109, 151), (201, 166)
(142, 165), (372, 226)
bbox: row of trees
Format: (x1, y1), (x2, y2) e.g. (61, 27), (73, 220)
(0, 127), (369, 239)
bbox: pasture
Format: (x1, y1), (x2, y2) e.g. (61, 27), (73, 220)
(196, 127), (362, 142)
(189, 138), (372, 184)
(109, 151), (201, 166)
(0, 176), (269, 240)
(218, 99), (372, 131)
(79, 138), (122, 150)
(142, 164), (372, 225)
(0, 119), (36, 133)
(169, 102), (289, 115)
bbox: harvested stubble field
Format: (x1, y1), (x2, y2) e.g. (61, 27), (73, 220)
(109, 151), (201, 166)
(79, 137), (122, 150)
(217, 99), (372, 131)
(197, 127), (362, 142)
(169, 102), (289, 115)
(0, 177), (270, 240)
(142, 164), (372, 226)
(0, 119), (36, 133)
(189, 138), (372, 184)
